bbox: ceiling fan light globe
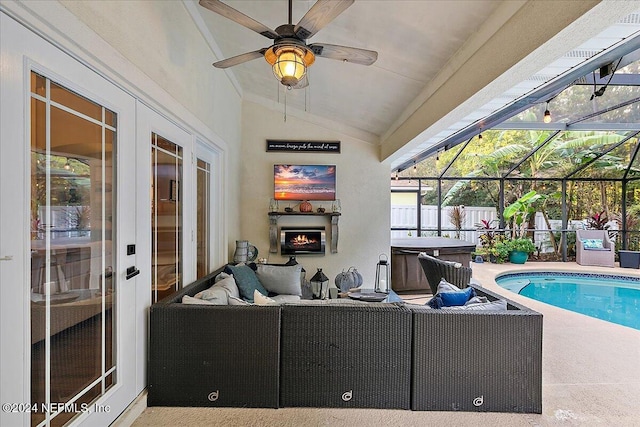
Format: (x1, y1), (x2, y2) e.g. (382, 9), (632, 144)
(272, 49), (307, 86)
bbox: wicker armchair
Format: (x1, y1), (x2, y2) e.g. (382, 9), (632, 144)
(417, 253), (472, 294)
(576, 229), (615, 267)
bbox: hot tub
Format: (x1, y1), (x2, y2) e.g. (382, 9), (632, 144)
(391, 237), (475, 292)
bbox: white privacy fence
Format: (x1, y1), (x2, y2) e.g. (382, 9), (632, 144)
(391, 205), (498, 243)
(391, 206), (590, 252)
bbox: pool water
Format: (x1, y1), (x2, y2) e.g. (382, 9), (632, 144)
(496, 272), (640, 330)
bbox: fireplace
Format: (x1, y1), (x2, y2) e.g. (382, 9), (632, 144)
(280, 227), (326, 255)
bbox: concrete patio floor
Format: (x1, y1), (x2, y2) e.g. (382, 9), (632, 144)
(127, 262), (640, 427)
(467, 261), (640, 426)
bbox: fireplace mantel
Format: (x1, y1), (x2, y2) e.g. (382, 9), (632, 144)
(268, 212), (340, 254)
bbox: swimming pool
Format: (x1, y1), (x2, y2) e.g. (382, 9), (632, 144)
(496, 272), (640, 330)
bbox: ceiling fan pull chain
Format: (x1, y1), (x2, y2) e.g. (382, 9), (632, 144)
(284, 86), (287, 122)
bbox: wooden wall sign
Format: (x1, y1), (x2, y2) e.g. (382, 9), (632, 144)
(266, 140), (341, 153)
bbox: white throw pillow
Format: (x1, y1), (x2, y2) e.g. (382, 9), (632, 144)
(254, 289), (277, 305)
(255, 264), (302, 296)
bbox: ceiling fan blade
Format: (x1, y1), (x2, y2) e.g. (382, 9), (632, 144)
(199, 0), (279, 39)
(294, 0), (354, 40)
(213, 49), (267, 69)
(309, 43), (378, 66)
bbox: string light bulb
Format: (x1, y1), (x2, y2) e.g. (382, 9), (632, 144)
(543, 102), (552, 123)
(478, 133), (483, 140)
(413, 161), (417, 173)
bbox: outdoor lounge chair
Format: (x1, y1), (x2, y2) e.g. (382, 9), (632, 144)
(417, 253), (472, 294)
(576, 229), (615, 268)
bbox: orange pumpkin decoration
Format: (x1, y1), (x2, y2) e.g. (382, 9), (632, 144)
(299, 200), (313, 212)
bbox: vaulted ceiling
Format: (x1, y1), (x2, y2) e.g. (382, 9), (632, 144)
(189, 0), (640, 168)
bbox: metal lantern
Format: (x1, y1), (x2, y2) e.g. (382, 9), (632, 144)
(374, 254), (390, 294)
(310, 268), (329, 300)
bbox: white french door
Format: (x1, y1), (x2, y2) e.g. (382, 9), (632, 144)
(1, 13), (140, 427)
(136, 104), (193, 307)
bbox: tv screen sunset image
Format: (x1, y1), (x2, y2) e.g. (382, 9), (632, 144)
(274, 165), (336, 201)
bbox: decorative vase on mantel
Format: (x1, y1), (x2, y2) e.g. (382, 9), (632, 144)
(299, 200), (312, 212)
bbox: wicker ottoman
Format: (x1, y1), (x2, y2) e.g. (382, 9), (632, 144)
(280, 302), (412, 409)
(149, 297), (281, 408)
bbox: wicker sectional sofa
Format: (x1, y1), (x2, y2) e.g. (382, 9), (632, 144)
(148, 267), (542, 413)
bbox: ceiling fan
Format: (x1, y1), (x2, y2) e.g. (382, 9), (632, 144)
(199, 0), (378, 89)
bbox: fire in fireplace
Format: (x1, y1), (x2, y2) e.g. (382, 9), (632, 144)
(280, 227), (326, 255)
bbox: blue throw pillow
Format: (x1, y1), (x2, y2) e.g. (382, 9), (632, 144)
(439, 287), (475, 307)
(582, 238), (603, 249)
(427, 295), (443, 309)
(226, 264), (268, 303)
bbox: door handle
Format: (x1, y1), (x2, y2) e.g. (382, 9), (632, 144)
(126, 266), (140, 280)
(0, 255), (13, 261)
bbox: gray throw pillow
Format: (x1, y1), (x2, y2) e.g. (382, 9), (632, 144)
(436, 279), (461, 293)
(194, 285), (228, 305)
(213, 275), (240, 298)
(255, 264), (303, 296)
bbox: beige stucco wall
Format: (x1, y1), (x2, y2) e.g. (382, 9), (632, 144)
(240, 100), (390, 286)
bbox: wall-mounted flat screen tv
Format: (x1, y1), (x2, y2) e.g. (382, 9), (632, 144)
(274, 165), (336, 201)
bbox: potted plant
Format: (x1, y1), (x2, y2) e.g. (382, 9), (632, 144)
(490, 240), (511, 263)
(475, 219), (507, 263)
(506, 237), (536, 264)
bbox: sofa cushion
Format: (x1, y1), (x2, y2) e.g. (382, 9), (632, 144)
(182, 295), (218, 305)
(443, 299), (508, 311)
(255, 264), (302, 296)
(271, 294), (301, 304)
(226, 264), (268, 302)
(228, 295), (251, 305)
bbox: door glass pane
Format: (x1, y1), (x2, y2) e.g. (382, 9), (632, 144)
(30, 72), (116, 427)
(196, 159), (210, 278)
(151, 134), (183, 303)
